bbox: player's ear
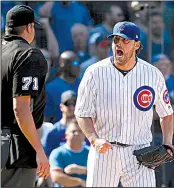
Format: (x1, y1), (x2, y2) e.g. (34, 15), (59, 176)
(135, 41), (140, 50)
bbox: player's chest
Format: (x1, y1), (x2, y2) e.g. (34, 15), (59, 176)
(96, 73), (157, 111)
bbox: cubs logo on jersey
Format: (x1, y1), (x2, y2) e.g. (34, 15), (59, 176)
(163, 89), (170, 104)
(133, 86), (155, 111)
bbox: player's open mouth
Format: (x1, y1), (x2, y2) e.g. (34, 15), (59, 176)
(116, 49), (124, 57)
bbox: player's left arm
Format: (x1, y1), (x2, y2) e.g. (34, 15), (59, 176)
(155, 72), (174, 146)
(160, 114), (174, 146)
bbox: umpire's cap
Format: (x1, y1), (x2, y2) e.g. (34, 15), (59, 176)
(108, 21), (140, 41)
(6, 5), (40, 28)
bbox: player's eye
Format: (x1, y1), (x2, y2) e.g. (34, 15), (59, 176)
(113, 37), (120, 44)
(122, 38), (130, 44)
(113, 36), (130, 44)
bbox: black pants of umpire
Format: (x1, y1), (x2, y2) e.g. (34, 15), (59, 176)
(1, 129), (36, 187)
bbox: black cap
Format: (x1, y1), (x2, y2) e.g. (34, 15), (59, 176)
(6, 5), (40, 28)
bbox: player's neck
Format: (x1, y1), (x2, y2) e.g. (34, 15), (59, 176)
(114, 56), (137, 71)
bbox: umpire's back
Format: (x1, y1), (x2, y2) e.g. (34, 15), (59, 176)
(1, 34), (48, 133)
(2, 36), (31, 127)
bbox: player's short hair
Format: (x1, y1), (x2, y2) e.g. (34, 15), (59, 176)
(5, 25), (26, 35)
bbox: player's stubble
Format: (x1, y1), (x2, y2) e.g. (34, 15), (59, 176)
(113, 42), (136, 67)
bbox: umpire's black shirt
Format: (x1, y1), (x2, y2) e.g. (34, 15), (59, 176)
(1, 35), (48, 168)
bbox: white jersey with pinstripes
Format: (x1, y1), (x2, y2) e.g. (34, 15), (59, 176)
(75, 57), (173, 145)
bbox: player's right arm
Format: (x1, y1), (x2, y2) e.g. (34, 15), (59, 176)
(76, 117), (112, 153)
(75, 68), (112, 153)
(13, 49), (49, 178)
(75, 117), (98, 144)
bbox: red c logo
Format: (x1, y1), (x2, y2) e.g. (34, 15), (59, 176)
(137, 90), (152, 107)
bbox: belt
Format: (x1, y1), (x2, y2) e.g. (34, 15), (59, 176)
(109, 141), (130, 147)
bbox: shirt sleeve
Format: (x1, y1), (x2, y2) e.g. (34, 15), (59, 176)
(12, 48), (47, 98)
(155, 72), (173, 118)
(49, 149), (64, 170)
(75, 68), (97, 118)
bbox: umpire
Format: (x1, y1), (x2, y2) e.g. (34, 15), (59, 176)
(1, 5), (50, 187)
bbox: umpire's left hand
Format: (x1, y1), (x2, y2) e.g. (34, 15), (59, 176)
(36, 148), (50, 179)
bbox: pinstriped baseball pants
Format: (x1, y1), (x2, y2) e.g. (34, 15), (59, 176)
(87, 144), (156, 187)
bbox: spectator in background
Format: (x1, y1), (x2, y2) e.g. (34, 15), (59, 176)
(131, 2), (161, 35)
(39, 1), (93, 54)
(43, 91), (90, 157)
(89, 4), (125, 57)
(89, 4), (125, 37)
(152, 54), (174, 104)
(43, 90), (77, 157)
(88, 32), (101, 57)
(163, 2), (174, 61)
(139, 10), (172, 60)
(38, 17), (60, 83)
(71, 23), (90, 64)
(80, 33), (111, 78)
(39, 17), (59, 59)
(24, 2), (45, 17)
(36, 91), (77, 187)
(49, 120), (88, 187)
(44, 51), (81, 123)
(39, 48), (52, 82)
(30, 17), (59, 83)
(85, 1), (130, 25)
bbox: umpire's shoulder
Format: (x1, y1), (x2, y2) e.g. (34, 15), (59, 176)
(27, 47), (46, 61)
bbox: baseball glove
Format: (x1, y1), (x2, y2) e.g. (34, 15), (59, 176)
(133, 145), (174, 169)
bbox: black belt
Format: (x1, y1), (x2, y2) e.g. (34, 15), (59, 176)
(109, 141), (130, 147)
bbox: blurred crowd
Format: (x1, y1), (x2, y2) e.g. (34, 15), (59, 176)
(1, 1), (174, 187)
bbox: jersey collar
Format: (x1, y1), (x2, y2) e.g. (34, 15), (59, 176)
(3, 34), (29, 44)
